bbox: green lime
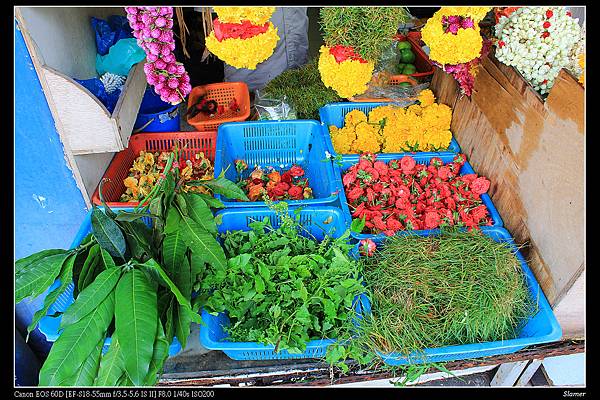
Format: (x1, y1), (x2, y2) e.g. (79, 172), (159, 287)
(397, 41), (412, 51)
(403, 64), (417, 75)
(398, 82), (413, 88)
(400, 48), (416, 64)
(397, 63), (406, 74)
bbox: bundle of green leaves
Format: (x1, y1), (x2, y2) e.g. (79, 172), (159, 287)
(15, 148), (248, 387)
(319, 7), (412, 62)
(200, 202), (365, 354)
(356, 229), (537, 360)
(262, 58), (341, 120)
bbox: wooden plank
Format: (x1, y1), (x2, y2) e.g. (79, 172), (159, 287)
(113, 61), (147, 148)
(16, 7), (124, 79)
(490, 360), (529, 386)
(431, 56), (585, 314)
(42, 66), (123, 154)
(158, 340), (584, 386)
(552, 269), (585, 339)
(515, 359), (542, 386)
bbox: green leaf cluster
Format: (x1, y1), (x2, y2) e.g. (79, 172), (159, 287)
(319, 7), (412, 62)
(262, 58), (342, 120)
(16, 147), (247, 387)
(201, 203), (365, 354)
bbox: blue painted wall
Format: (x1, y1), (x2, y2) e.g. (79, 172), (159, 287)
(15, 20), (89, 355)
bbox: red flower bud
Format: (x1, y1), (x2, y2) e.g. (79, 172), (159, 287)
(546, 10), (553, 18)
(543, 21), (551, 29)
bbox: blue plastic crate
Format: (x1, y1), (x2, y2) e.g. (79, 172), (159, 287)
(37, 207), (182, 357)
(199, 206), (370, 360)
(319, 102), (461, 158)
(350, 226), (562, 365)
(336, 152), (504, 241)
(213, 120), (342, 208)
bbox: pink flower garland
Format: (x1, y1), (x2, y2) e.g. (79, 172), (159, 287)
(435, 39), (493, 96)
(125, 6), (192, 105)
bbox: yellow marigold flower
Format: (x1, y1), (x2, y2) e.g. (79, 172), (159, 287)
(318, 45), (375, 98)
(407, 104), (423, 117)
(352, 122), (381, 153)
(143, 152), (155, 166)
(206, 24), (280, 70)
(213, 6), (276, 25)
(421, 7), (487, 65)
(331, 126), (357, 154)
(124, 176), (138, 190)
(418, 89), (436, 107)
(344, 110), (368, 128)
(368, 105), (396, 124)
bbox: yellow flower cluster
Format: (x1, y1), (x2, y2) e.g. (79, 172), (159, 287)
(421, 7), (490, 66)
(205, 23), (280, 70)
(213, 6), (276, 25)
(120, 151), (214, 202)
(329, 90), (454, 154)
(318, 45), (375, 99)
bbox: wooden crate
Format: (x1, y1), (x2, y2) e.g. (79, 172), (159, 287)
(431, 51), (584, 337)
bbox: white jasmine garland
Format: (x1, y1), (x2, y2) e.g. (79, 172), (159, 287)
(495, 6), (581, 95)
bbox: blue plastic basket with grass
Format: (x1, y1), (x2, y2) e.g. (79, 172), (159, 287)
(336, 152), (503, 241)
(199, 206), (371, 360)
(213, 120), (343, 208)
(351, 226), (562, 365)
(36, 208), (182, 357)
(319, 102), (461, 158)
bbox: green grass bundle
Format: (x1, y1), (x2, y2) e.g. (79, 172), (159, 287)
(262, 58), (342, 120)
(319, 7), (412, 62)
(358, 229), (537, 357)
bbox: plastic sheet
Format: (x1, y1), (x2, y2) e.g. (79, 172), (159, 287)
(253, 90), (297, 121)
(91, 15), (133, 56)
(96, 38), (145, 76)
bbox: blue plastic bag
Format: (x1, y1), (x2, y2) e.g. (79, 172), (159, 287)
(74, 78), (122, 114)
(96, 38), (145, 77)
(91, 15), (133, 56)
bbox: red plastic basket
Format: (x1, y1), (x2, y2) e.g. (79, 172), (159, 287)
(186, 82), (251, 132)
(91, 131), (217, 207)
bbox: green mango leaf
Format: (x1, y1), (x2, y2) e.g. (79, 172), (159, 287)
(60, 265), (123, 328)
(114, 211), (157, 222)
(149, 195), (162, 218)
(118, 220), (154, 262)
(15, 249), (68, 278)
(91, 206), (126, 260)
(143, 318), (170, 386)
(115, 269), (157, 386)
(183, 194), (217, 236)
(95, 333), (125, 387)
(164, 299), (175, 343)
(27, 254), (76, 337)
(197, 177), (249, 201)
(197, 193), (225, 209)
(175, 193), (188, 215)
(189, 253), (206, 284)
(173, 258), (192, 350)
(162, 231), (186, 277)
(39, 291), (115, 386)
(137, 259), (201, 324)
(117, 373), (134, 386)
(15, 252), (71, 304)
(99, 248), (116, 270)
(71, 337), (104, 386)
(179, 216), (227, 272)
(78, 244), (101, 293)
(165, 207), (181, 235)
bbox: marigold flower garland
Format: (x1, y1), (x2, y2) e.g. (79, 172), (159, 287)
(318, 7), (409, 98)
(205, 7), (280, 70)
(421, 7), (491, 96)
(126, 6), (192, 105)
(329, 89), (454, 154)
(495, 7), (581, 95)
